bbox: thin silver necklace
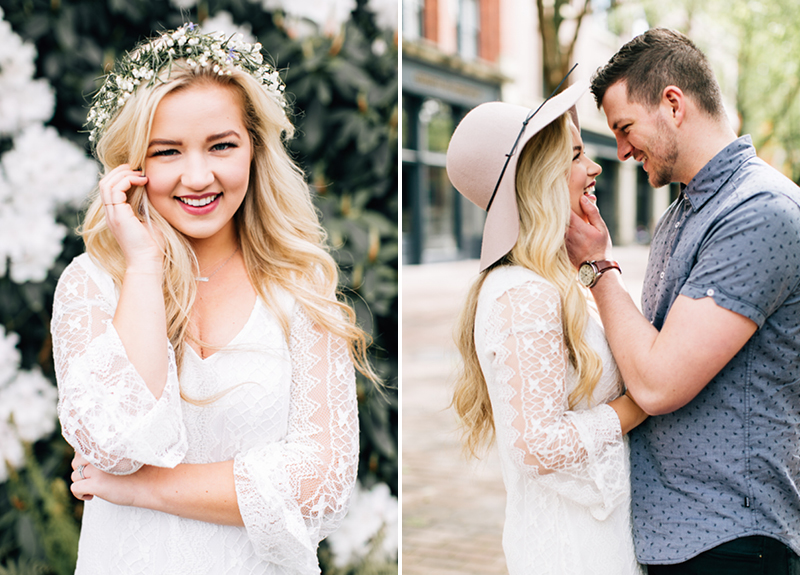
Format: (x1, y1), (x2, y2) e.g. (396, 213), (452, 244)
(195, 246), (239, 282)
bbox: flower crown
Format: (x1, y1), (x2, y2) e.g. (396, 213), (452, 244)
(86, 22), (286, 144)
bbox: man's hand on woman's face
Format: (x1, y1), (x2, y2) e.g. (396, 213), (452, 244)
(566, 195), (614, 268)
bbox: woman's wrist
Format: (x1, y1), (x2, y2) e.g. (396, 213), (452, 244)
(124, 258), (164, 276)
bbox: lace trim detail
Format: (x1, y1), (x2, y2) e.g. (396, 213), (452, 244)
(53, 257), (187, 474)
(234, 305), (358, 570)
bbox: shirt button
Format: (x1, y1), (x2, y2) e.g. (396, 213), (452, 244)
(660, 272), (665, 279)
(706, 288), (715, 296)
(675, 222), (681, 228)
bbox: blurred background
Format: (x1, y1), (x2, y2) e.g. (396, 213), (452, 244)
(401, 0), (800, 573)
(402, 0), (800, 264)
(0, 1), (398, 574)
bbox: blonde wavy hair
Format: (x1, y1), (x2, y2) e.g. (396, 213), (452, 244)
(81, 60), (377, 394)
(452, 113), (603, 457)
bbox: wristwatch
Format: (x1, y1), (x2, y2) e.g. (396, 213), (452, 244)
(578, 260), (621, 288)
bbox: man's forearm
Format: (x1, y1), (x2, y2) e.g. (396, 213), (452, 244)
(588, 270), (666, 414)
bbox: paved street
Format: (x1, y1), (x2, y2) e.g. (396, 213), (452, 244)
(401, 246), (650, 574)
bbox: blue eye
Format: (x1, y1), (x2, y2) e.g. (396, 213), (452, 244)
(152, 149), (178, 157)
(212, 142), (237, 151)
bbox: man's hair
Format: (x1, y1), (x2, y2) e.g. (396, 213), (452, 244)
(590, 28), (725, 119)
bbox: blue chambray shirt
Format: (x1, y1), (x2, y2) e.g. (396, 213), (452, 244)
(632, 136), (800, 564)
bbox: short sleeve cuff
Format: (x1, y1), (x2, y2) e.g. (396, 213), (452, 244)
(681, 282), (766, 327)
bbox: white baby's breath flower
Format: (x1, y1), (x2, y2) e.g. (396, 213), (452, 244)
(86, 22), (286, 143)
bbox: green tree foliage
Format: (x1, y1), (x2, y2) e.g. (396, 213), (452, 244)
(536, 0), (592, 94)
(0, 0), (397, 571)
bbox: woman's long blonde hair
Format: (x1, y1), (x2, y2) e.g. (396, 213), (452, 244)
(452, 113), (602, 457)
(81, 61), (377, 389)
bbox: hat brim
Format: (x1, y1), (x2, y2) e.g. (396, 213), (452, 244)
(446, 80), (589, 272)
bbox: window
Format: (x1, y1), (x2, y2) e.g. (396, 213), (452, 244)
(457, 0), (480, 60)
(404, 0), (425, 39)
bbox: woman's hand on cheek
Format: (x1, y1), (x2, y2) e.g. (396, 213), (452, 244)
(70, 452), (152, 508)
(99, 164), (164, 274)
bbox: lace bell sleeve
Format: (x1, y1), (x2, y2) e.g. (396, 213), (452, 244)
(483, 279), (627, 519)
(233, 304), (358, 572)
(51, 257), (187, 474)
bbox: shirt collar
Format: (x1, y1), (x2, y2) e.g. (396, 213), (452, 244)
(684, 135), (756, 211)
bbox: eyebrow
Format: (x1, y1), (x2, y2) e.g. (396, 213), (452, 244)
(207, 130), (241, 142)
(147, 130), (241, 148)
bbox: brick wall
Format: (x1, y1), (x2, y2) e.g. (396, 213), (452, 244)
(479, 0), (500, 63)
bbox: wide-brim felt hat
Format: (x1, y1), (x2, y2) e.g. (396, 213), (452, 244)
(446, 80), (589, 272)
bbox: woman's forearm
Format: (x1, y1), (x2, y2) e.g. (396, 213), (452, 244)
(608, 392), (648, 435)
(73, 458), (243, 526)
(113, 266), (169, 398)
(134, 461), (243, 526)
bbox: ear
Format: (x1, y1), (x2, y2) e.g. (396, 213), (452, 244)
(661, 86), (686, 126)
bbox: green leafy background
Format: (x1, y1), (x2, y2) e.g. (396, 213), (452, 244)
(0, 1), (398, 573)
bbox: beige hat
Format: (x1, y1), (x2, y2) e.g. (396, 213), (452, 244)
(446, 79), (589, 271)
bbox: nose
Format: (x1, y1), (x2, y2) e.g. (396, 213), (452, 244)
(615, 135), (634, 162)
(589, 158), (602, 177)
(181, 153), (215, 190)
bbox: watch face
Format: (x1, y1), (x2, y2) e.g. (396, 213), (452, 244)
(579, 263), (596, 287)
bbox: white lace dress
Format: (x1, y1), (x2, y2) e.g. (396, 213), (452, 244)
(51, 253), (358, 575)
(474, 266), (642, 575)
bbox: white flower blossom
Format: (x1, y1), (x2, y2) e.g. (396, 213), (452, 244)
(0, 325), (20, 387)
(0, 326), (58, 483)
(327, 481), (398, 568)
(256, 0), (357, 35)
(0, 419), (24, 483)
(3, 124), (97, 209)
(0, 212), (68, 284)
(0, 123), (97, 282)
(1, 369), (57, 443)
(0, 9), (55, 135)
(368, 0), (398, 30)
(201, 11), (257, 44)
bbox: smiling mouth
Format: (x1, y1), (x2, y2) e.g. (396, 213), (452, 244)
(178, 193), (220, 207)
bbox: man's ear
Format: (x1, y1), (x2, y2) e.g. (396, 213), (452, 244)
(662, 85), (686, 126)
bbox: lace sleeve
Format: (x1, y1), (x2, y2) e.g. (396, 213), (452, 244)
(51, 259), (187, 474)
(233, 304), (358, 572)
(487, 280), (627, 518)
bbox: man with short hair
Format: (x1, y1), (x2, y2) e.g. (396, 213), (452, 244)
(566, 27), (800, 573)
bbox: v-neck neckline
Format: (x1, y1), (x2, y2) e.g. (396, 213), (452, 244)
(186, 297), (261, 362)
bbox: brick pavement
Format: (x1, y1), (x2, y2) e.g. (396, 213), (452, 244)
(401, 247), (650, 574)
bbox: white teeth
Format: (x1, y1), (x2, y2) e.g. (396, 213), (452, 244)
(179, 194), (219, 207)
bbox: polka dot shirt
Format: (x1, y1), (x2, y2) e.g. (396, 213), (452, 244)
(632, 136), (800, 564)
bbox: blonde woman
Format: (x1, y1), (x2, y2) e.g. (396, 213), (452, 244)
(446, 81), (647, 574)
(51, 24), (373, 574)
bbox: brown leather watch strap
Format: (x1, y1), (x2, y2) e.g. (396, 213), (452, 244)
(594, 260), (621, 275)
